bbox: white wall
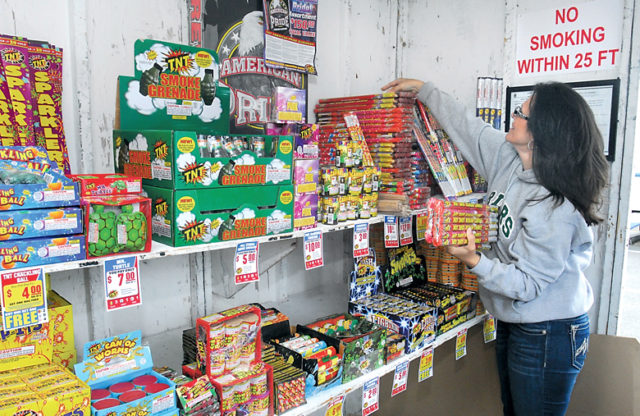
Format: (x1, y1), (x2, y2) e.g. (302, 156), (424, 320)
(3, 0), (633, 371)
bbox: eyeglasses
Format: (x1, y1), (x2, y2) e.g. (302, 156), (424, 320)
(513, 105), (529, 120)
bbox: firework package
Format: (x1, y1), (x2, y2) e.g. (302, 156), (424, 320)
(424, 197), (498, 246)
(117, 39), (230, 133)
(0, 35), (71, 173)
(195, 305), (275, 415)
(261, 344), (307, 414)
(314, 92), (435, 211)
(113, 130), (293, 190)
(68, 173), (142, 197)
(82, 194), (151, 258)
(75, 331), (179, 416)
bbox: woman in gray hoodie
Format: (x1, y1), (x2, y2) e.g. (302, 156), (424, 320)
(383, 78), (608, 416)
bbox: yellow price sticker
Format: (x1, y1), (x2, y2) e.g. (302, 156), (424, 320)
(3, 281), (44, 312)
(325, 395), (344, 416)
(455, 329), (468, 360)
(418, 347), (433, 382)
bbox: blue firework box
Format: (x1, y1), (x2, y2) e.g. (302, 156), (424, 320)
(0, 146), (80, 210)
(0, 235), (86, 271)
(348, 293), (436, 354)
(75, 330), (178, 416)
(0, 207), (83, 240)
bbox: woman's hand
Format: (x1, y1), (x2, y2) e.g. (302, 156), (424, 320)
(381, 78), (425, 93)
(445, 228), (481, 268)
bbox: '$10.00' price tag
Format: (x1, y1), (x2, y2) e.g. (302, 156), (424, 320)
(235, 241), (259, 284)
(304, 230), (323, 270)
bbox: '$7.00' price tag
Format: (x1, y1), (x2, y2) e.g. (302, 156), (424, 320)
(104, 256), (142, 312)
(304, 230), (323, 270)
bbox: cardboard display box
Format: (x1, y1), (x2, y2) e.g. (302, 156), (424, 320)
(145, 184), (293, 247)
(0, 207), (83, 240)
(0, 234), (86, 270)
(113, 129), (293, 189)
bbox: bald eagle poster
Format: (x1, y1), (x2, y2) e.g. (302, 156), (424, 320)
(201, 0), (308, 134)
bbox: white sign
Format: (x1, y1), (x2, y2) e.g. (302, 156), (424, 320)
(391, 360), (409, 396)
(384, 216), (399, 248)
(515, 0), (623, 77)
(353, 223), (370, 258)
(362, 377), (380, 416)
(304, 230), (324, 270)
(104, 256), (142, 311)
(399, 217), (413, 246)
(235, 241), (259, 284)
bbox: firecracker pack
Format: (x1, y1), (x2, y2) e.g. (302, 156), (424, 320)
(75, 330), (179, 416)
(392, 282), (477, 336)
(261, 344), (307, 414)
(254, 304), (290, 343)
(0, 235), (86, 270)
(68, 173), (142, 196)
(384, 331), (406, 364)
(144, 184), (293, 247)
(271, 87), (306, 123)
(113, 129), (293, 189)
(319, 166), (380, 224)
(425, 197), (498, 246)
(348, 293), (436, 354)
(0, 35), (71, 173)
(117, 39), (230, 133)
(0, 322), (52, 371)
(293, 159), (318, 230)
(0, 146), (80, 210)
(195, 305), (274, 415)
(300, 313), (386, 384)
(0, 206), (83, 240)
(175, 374), (220, 416)
(0, 362), (90, 416)
(82, 194), (151, 258)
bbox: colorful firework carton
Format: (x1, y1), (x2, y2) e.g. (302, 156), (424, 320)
(68, 173), (142, 196)
(27, 42), (70, 173)
(0, 36), (35, 146)
(0, 65), (17, 146)
(81, 194), (151, 258)
(117, 39), (230, 132)
(272, 86), (306, 123)
(144, 184), (293, 247)
(75, 330), (178, 416)
(0, 322), (52, 371)
(0, 362), (90, 416)
(113, 129), (293, 190)
(47, 289), (76, 367)
(0, 235), (86, 270)
(0, 206), (83, 241)
(0, 146), (80, 210)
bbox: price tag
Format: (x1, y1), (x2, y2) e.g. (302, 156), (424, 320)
(304, 230), (323, 270)
(104, 256), (142, 311)
(235, 241), (259, 284)
(418, 347), (434, 382)
(416, 213), (428, 241)
(484, 315), (497, 343)
(0, 267), (47, 331)
(353, 223), (369, 258)
(391, 360), (409, 396)
(362, 377), (379, 416)
(325, 394), (344, 416)
(456, 328), (468, 360)
(383, 216), (399, 248)
(399, 216), (413, 246)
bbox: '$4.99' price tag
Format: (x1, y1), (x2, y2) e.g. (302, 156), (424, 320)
(353, 223), (369, 258)
(235, 241), (259, 284)
(0, 267), (48, 331)
(304, 230), (323, 270)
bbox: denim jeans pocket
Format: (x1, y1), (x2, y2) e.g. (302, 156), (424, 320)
(570, 320), (589, 371)
(514, 322), (547, 336)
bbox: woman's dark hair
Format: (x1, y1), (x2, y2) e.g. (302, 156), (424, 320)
(527, 82), (609, 225)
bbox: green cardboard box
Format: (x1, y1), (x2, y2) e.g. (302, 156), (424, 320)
(117, 39), (230, 132)
(144, 184), (294, 247)
(113, 130), (293, 189)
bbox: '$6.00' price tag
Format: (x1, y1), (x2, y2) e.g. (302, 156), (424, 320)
(304, 230), (323, 270)
(235, 241), (259, 284)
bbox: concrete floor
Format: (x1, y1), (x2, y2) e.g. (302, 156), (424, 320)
(617, 242), (640, 339)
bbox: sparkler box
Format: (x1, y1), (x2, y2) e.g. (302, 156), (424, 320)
(75, 330), (178, 416)
(143, 184), (294, 247)
(116, 39), (230, 133)
(113, 129), (293, 189)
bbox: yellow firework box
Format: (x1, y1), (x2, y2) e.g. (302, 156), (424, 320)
(0, 321), (52, 372)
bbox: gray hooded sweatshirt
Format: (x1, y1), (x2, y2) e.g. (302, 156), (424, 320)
(418, 82), (594, 323)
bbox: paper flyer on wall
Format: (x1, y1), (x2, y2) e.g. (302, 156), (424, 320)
(262, 0), (318, 74)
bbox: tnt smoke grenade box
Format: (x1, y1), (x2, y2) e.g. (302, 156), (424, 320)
(113, 130), (293, 189)
(117, 39), (230, 132)
(144, 185), (293, 247)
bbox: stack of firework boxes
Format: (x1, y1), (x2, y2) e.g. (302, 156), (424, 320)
(112, 40), (295, 246)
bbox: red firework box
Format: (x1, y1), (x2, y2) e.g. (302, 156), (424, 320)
(425, 197), (498, 246)
(81, 194), (152, 258)
(196, 304), (274, 415)
(68, 173), (142, 197)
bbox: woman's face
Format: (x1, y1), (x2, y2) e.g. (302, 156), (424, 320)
(506, 97), (534, 149)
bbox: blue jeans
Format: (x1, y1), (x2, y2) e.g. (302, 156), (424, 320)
(496, 314), (589, 416)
